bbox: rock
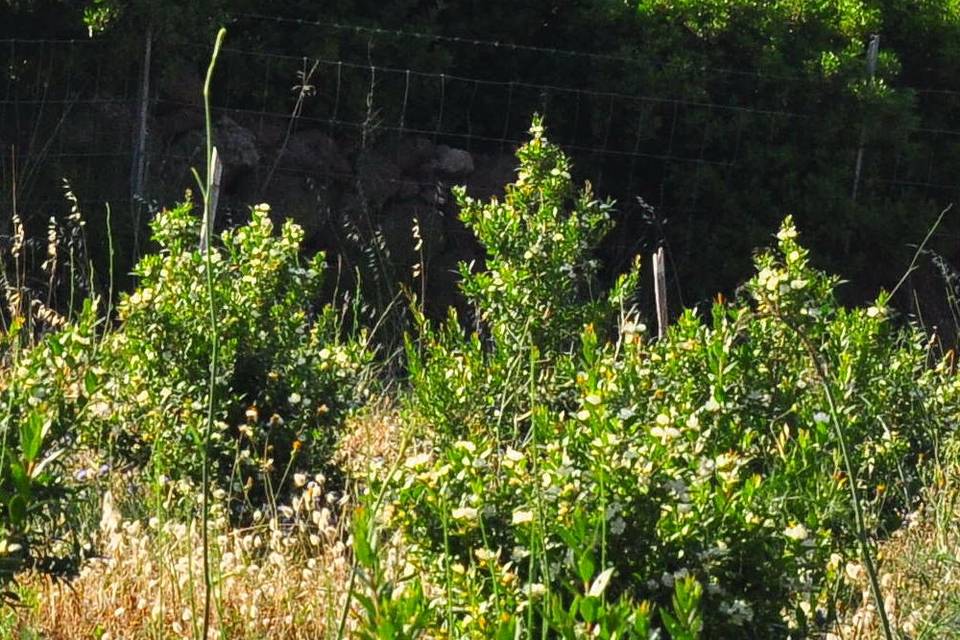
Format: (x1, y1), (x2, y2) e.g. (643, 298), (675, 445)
(261, 174), (331, 246)
(398, 179), (421, 200)
(254, 122), (286, 148)
(155, 107), (203, 139)
(356, 150), (403, 211)
(215, 116), (259, 188)
(276, 129), (349, 175)
(157, 60), (203, 107)
(58, 101), (132, 152)
(391, 136), (436, 173)
(418, 184), (448, 207)
(423, 247), (473, 320)
(463, 152), (517, 199)
(433, 145), (474, 177)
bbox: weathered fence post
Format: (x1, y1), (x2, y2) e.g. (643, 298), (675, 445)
(653, 246), (668, 339)
(131, 22), (153, 258)
(200, 146), (222, 253)
(851, 34), (880, 203)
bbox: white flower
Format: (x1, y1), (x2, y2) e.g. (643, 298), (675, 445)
(524, 583), (547, 598)
(475, 548), (498, 562)
(293, 473), (307, 487)
(783, 523), (809, 541)
(454, 440), (477, 453)
(404, 453), (431, 469)
(511, 546), (530, 562)
(651, 426), (682, 442)
(813, 411), (830, 424)
(704, 397), (721, 412)
(610, 517), (626, 535)
(512, 509), (534, 525)
(845, 561), (864, 582)
(452, 506), (479, 521)
(505, 448), (524, 462)
(777, 225), (798, 240)
(288, 392), (302, 404)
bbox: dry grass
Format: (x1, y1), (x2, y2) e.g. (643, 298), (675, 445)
(830, 468), (960, 639)
(334, 399), (407, 482)
(10, 404), (407, 639)
(18, 483), (351, 639)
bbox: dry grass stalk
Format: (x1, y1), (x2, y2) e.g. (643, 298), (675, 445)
(13, 404), (410, 639)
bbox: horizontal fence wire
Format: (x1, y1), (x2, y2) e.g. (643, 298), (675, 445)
(2, 31), (960, 230)
(228, 12), (819, 84)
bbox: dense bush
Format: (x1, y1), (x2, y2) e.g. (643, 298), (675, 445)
(82, 201), (370, 501)
(5, 117), (960, 638)
(0, 300), (100, 589)
(374, 124), (960, 638)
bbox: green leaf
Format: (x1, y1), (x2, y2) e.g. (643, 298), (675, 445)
(19, 411), (45, 464)
(84, 369), (99, 396)
(577, 553), (596, 585)
(9, 462), (29, 497)
(376, 619), (396, 639)
(8, 495), (27, 528)
(352, 507), (374, 569)
(580, 595), (599, 623)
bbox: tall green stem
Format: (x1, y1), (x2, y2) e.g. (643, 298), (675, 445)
(777, 309), (895, 640)
(201, 27), (227, 640)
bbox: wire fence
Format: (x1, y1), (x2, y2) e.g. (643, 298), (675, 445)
(3, 28), (960, 268)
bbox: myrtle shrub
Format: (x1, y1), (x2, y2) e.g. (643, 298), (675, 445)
(379, 123), (960, 638)
(0, 300), (100, 589)
(83, 201), (370, 503)
(406, 118), (640, 444)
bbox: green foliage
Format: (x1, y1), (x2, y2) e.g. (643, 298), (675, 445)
(455, 117), (637, 357)
(407, 119), (639, 443)
(84, 201), (369, 499)
(349, 499), (432, 640)
(379, 124), (959, 638)
(4, 114), (960, 638)
(0, 301), (100, 589)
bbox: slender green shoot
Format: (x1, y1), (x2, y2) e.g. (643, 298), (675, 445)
(200, 26), (227, 640)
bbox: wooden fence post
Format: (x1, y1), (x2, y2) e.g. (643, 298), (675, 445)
(200, 146), (222, 253)
(653, 246), (668, 339)
(852, 34), (880, 203)
(131, 22), (153, 258)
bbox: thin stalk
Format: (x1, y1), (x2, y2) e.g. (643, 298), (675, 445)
(105, 202), (115, 325)
(528, 352), (551, 638)
(200, 27), (227, 640)
(478, 519), (505, 622)
(777, 309), (895, 640)
(439, 492), (456, 634)
(889, 203), (951, 299)
(336, 430), (412, 639)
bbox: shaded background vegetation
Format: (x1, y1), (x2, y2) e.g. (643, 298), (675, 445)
(4, 0), (960, 332)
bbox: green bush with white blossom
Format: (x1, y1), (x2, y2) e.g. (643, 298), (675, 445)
(82, 200), (370, 503)
(370, 122), (960, 638)
(3, 120), (960, 639)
